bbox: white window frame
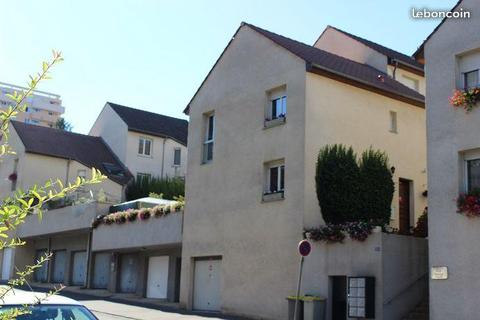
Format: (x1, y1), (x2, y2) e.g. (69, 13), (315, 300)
(464, 150), (480, 192)
(173, 148), (181, 166)
(389, 111), (397, 133)
(270, 95), (287, 120)
(203, 113), (215, 163)
(138, 137), (153, 157)
(136, 172), (151, 181)
(265, 162), (285, 194)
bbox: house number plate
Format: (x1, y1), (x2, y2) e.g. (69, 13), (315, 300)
(431, 266), (448, 280)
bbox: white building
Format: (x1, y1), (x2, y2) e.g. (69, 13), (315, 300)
(90, 102), (188, 180)
(0, 82), (65, 128)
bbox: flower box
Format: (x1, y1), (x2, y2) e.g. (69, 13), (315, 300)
(457, 189), (480, 217)
(264, 115), (286, 129)
(262, 190), (284, 202)
(449, 88), (480, 112)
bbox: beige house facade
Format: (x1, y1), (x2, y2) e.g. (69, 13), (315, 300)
(180, 23), (427, 319)
(90, 102), (188, 180)
(420, 0), (480, 319)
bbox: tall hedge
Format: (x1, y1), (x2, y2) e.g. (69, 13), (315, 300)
(315, 144), (360, 224)
(358, 149), (394, 225)
(125, 176), (185, 201)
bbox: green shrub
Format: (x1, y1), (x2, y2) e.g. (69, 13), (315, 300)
(126, 176), (185, 201)
(315, 144), (360, 224)
(358, 148), (394, 225)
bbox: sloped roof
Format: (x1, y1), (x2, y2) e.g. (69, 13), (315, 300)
(12, 121), (132, 185)
(185, 23), (424, 114)
(325, 26), (424, 70)
(108, 102), (188, 146)
(245, 23), (424, 106)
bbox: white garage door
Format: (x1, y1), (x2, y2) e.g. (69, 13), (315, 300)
(146, 256), (169, 299)
(1, 248), (13, 280)
(92, 253), (110, 289)
(193, 258), (221, 311)
(72, 251), (87, 286)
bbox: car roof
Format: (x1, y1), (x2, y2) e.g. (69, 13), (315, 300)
(0, 287), (82, 306)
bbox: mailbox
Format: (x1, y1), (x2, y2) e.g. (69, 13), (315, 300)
(347, 276), (375, 318)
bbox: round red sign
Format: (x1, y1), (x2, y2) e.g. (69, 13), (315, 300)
(298, 239), (311, 257)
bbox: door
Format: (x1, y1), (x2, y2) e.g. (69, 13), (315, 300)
(332, 276), (347, 320)
(52, 250), (67, 283)
(146, 256), (169, 299)
(34, 249), (48, 282)
(399, 179), (411, 234)
(193, 258), (221, 311)
(119, 254), (138, 293)
(92, 253), (110, 289)
(1, 248), (13, 280)
(71, 251), (87, 286)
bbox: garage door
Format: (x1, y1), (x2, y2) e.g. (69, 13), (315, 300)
(146, 256), (169, 299)
(193, 258), (221, 311)
(52, 250), (67, 283)
(71, 251), (87, 286)
(119, 254), (138, 293)
(1, 248), (13, 280)
(92, 253), (110, 289)
(34, 249), (48, 282)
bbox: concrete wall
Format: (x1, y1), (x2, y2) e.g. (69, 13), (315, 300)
(425, 0), (480, 319)
(89, 104), (129, 163)
(91, 212), (183, 251)
(125, 131), (187, 179)
(17, 202), (110, 239)
(304, 73), (427, 229)
(314, 27), (388, 72)
(181, 24), (307, 320)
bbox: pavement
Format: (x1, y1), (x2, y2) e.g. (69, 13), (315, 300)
(15, 284), (251, 320)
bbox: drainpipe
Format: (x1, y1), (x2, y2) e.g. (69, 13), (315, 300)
(392, 59), (399, 80)
(160, 138), (166, 179)
(85, 229), (93, 288)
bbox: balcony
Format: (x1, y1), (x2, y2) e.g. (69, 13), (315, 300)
(91, 211), (183, 251)
(17, 201), (110, 239)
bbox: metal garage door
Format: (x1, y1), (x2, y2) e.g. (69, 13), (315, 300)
(1, 248), (13, 280)
(146, 256), (169, 299)
(34, 249), (48, 282)
(193, 258), (221, 311)
(92, 253), (110, 289)
(52, 250), (67, 283)
(119, 254), (138, 293)
(71, 251), (87, 286)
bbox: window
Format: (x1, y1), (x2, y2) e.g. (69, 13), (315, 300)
(271, 96), (287, 120)
(467, 159), (480, 192)
(137, 172), (151, 181)
(464, 70), (479, 90)
(203, 113), (215, 163)
(389, 111), (397, 133)
(173, 148), (181, 166)
(266, 162), (285, 194)
(401, 75), (420, 92)
(138, 137), (152, 156)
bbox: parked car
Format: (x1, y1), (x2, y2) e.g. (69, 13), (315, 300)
(0, 287), (98, 320)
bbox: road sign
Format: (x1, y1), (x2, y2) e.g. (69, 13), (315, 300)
(298, 239), (311, 257)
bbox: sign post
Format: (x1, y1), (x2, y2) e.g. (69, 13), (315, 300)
(293, 239), (311, 319)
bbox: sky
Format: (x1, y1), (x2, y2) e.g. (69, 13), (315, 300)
(0, 0), (459, 134)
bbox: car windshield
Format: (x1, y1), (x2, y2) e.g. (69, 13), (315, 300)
(0, 305), (97, 320)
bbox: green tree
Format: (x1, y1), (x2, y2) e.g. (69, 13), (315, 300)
(0, 52), (105, 319)
(358, 148), (394, 225)
(54, 117), (73, 131)
(315, 144), (360, 224)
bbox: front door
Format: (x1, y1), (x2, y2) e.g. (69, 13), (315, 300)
(146, 256), (169, 299)
(92, 253), (110, 289)
(1, 248), (13, 280)
(193, 258), (221, 311)
(331, 276), (347, 320)
(399, 179), (411, 234)
(52, 250), (67, 283)
(119, 254), (138, 293)
(71, 251), (87, 286)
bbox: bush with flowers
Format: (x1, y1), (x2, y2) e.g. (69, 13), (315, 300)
(449, 88), (480, 112)
(457, 189), (480, 217)
(305, 221), (376, 243)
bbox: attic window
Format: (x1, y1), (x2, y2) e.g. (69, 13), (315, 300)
(103, 163), (124, 176)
